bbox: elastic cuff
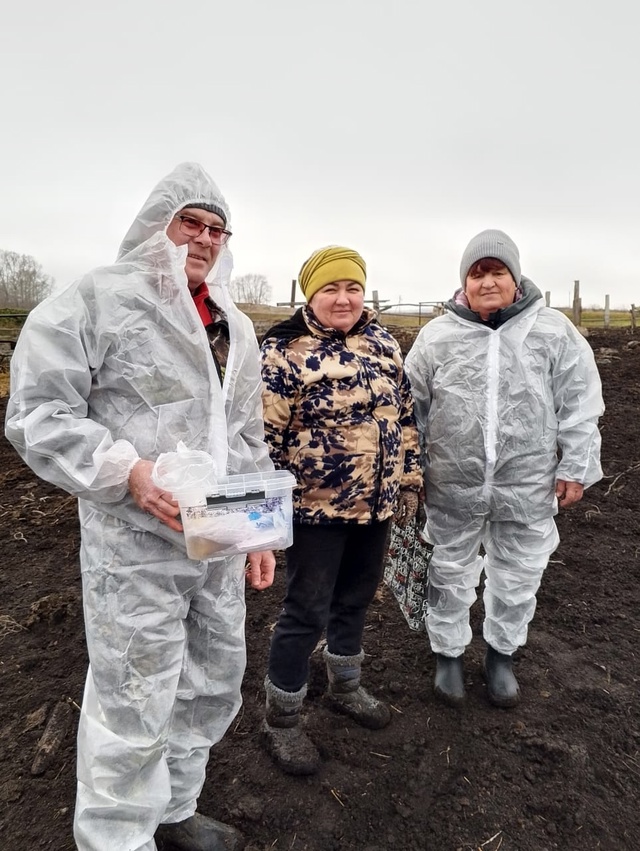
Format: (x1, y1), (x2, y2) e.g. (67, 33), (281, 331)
(125, 455), (141, 482)
(323, 648), (365, 667)
(264, 675), (307, 703)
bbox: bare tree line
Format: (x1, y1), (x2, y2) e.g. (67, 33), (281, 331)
(0, 251), (275, 311)
(229, 273), (272, 305)
(0, 250), (53, 309)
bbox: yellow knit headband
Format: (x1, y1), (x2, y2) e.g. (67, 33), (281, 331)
(298, 246), (367, 302)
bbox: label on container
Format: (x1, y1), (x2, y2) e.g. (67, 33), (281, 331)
(205, 490), (266, 507)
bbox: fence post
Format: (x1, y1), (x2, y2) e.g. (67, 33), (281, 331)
(545, 291), (551, 307)
(572, 280), (581, 326)
(631, 304), (636, 333)
(372, 289), (380, 312)
(604, 295), (610, 328)
(290, 279), (297, 309)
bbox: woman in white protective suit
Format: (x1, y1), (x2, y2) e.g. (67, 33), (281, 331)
(5, 163), (275, 851)
(405, 229), (604, 709)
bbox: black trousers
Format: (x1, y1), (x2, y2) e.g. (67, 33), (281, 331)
(268, 520), (391, 692)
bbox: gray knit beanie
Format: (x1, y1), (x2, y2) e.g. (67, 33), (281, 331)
(181, 202), (227, 227)
(459, 229), (521, 287)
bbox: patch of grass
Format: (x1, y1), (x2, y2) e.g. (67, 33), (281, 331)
(557, 309), (633, 328)
(0, 614), (25, 640)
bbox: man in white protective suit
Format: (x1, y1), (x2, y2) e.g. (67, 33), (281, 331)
(5, 162), (275, 851)
(405, 229), (604, 710)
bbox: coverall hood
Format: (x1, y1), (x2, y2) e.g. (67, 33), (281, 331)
(117, 161), (232, 260)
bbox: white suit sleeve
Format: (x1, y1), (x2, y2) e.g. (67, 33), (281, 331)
(404, 330), (435, 460)
(231, 312), (274, 474)
(5, 303), (139, 503)
(552, 321), (604, 488)
(238, 345), (274, 474)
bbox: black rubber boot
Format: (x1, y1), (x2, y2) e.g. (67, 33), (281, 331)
(260, 677), (320, 776)
(155, 813), (244, 851)
(324, 648), (391, 730)
(483, 645), (521, 708)
(433, 653), (466, 706)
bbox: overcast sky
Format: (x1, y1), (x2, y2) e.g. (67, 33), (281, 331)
(2, 0), (639, 310)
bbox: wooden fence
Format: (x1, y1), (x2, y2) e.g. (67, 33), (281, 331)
(561, 281), (636, 329)
(0, 312), (28, 368)
(1, 290), (637, 371)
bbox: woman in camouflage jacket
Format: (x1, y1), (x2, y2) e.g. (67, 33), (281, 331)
(260, 246), (422, 775)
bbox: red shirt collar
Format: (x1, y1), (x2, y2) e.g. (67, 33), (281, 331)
(191, 282), (212, 326)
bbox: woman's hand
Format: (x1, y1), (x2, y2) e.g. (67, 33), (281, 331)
(128, 460), (183, 532)
(394, 488), (420, 528)
(556, 479), (584, 508)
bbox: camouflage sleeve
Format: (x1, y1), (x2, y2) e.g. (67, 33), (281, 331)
(260, 339), (296, 470)
(398, 367), (424, 490)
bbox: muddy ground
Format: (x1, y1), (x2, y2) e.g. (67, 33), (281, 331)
(0, 328), (638, 851)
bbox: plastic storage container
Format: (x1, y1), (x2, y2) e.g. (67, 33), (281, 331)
(176, 470), (296, 561)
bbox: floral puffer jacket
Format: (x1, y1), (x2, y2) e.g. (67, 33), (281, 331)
(261, 306), (422, 525)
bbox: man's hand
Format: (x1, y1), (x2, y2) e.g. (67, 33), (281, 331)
(128, 460), (183, 532)
(246, 550), (276, 591)
(556, 479), (584, 508)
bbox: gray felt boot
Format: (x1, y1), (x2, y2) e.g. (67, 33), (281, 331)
(260, 677), (320, 775)
(155, 812), (244, 851)
(433, 653), (466, 706)
(324, 648), (391, 730)
(484, 645), (521, 708)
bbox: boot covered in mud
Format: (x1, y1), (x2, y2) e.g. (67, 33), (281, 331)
(261, 677), (320, 775)
(434, 653), (466, 706)
(155, 812), (244, 851)
(483, 645), (521, 708)
(323, 648), (391, 730)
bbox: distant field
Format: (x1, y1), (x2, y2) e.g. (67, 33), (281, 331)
(0, 306), (635, 366)
(557, 309), (633, 328)
(241, 304), (636, 329)
(380, 307), (635, 329)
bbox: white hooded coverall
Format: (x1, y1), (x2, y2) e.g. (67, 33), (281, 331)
(405, 289), (604, 658)
(5, 163), (273, 851)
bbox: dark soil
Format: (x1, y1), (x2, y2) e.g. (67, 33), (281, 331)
(1, 328), (639, 851)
